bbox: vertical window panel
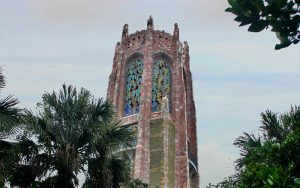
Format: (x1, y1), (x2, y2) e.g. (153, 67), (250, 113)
(152, 59), (171, 112)
(124, 59), (143, 116)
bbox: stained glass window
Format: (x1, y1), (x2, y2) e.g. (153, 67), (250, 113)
(152, 59), (171, 112)
(124, 59), (144, 116)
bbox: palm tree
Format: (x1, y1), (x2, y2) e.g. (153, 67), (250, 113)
(0, 82), (137, 187)
(25, 84), (114, 187)
(208, 106), (300, 187)
(0, 69), (43, 188)
(83, 122), (135, 188)
(233, 132), (261, 169)
(0, 68), (21, 185)
(8, 138), (50, 188)
(231, 106), (300, 187)
(25, 84), (136, 188)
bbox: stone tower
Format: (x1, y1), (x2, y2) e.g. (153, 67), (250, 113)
(107, 17), (199, 188)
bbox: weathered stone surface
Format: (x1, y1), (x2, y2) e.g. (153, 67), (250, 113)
(106, 16), (199, 188)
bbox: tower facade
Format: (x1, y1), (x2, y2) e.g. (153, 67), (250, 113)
(107, 17), (199, 188)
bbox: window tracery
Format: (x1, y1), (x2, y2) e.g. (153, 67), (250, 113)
(124, 59), (144, 116)
(152, 59), (171, 112)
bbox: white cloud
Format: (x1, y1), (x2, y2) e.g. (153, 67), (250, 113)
(199, 143), (237, 187)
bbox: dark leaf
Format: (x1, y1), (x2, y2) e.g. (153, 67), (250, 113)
(235, 15), (253, 26)
(295, 178), (300, 185)
(0, 68), (5, 89)
(292, 39), (299, 44)
(275, 0), (287, 8)
(275, 41), (292, 49)
(290, 15), (300, 31)
(267, 3), (282, 17)
(228, 0), (237, 7)
(225, 7), (234, 13)
(248, 20), (268, 32)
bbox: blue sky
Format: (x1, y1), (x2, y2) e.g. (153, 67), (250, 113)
(1, 0), (300, 187)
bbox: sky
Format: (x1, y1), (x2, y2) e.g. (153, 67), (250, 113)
(1, 0), (300, 187)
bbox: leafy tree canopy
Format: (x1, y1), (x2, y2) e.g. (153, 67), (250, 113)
(207, 106), (300, 187)
(226, 0), (300, 49)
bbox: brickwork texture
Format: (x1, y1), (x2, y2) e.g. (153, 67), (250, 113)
(106, 16), (199, 188)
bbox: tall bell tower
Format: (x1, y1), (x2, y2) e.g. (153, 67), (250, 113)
(107, 16), (199, 188)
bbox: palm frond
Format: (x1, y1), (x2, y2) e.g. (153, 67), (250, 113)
(233, 132), (262, 170)
(0, 139), (18, 180)
(94, 122), (136, 157)
(260, 110), (284, 141)
(109, 157), (131, 188)
(281, 106), (300, 132)
(0, 95), (20, 139)
(0, 68), (5, 90)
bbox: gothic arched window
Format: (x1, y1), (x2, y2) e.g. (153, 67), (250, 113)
(152, 59), (171, 112)
(124, 59), (144, 116)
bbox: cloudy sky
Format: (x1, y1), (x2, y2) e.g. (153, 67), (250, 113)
(1, 0), (300, 187)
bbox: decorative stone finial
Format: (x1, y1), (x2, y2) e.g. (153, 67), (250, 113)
(115, 42), (121, 52)
(184, 41), (189, 53)
(147, 15), (154, 30)
(173, 23), (179, 40)
(122, 24), (128, 40)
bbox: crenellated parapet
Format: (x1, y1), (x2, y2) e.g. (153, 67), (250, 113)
(122, 30), (146, 50)
(120, 28), (181, 52)
(153, 31), (175, 49)
(118, 16), (183, 56)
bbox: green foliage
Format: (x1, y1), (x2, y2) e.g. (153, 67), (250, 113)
(83, 122), (136, 187)
(0, 68), (21, 185)
(0, 83), (139, 188)
(206, 174), (238, 188)
(24, 84), (134, 188)
(295, 178), (300, 185)
(209, 106), (300, 187)
(0, 68), (20, 139)
(226, 0), (300, 49)
(25, 84), (110, 187)
(127, 179), (149, 188)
